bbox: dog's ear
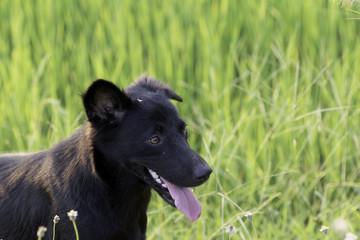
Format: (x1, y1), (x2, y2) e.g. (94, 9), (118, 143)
(82, 79), (132, 125)
(162, 88), (183, 102)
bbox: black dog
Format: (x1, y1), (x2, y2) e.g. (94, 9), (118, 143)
(0, 76), (212, 240)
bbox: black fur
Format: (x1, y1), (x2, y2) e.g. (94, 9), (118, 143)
(0, 75), (212, 240)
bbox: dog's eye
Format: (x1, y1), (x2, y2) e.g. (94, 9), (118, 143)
(149, 136), (160, 144)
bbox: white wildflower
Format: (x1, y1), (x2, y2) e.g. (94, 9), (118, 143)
(244, 211), (253, 221)
(53, 215), (60, 223)
(331, 217), (350, 234)
(345, 232), (358, 240)
(319, 225), (329, 235)
(37, 226), (47, 238)
(225, 225), (237, 235)
(67, 210), (78, 221)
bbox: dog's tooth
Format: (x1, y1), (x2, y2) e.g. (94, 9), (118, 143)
(156, 178), (162, 184)
(162, 183), (167, 188)
(149, 169), (159, 179)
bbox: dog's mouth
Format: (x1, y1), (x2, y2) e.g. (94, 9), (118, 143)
(134, 166), (202, 222)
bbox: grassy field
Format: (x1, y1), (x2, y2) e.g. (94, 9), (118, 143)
(1, 0), (360, 239)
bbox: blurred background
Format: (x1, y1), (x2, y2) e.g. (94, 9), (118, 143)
(1, 0), (359, 239)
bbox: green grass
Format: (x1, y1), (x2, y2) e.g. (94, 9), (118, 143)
(1, 0), (360, 239)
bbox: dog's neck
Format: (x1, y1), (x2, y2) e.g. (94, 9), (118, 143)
(51, 125), (151, 239)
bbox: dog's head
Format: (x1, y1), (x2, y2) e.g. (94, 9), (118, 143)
(82, 76), (212, 222)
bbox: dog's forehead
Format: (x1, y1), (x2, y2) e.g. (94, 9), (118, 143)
(134, 95), (183, 125)
(125, 79), (184, 125)
(146, 96), (179, 116)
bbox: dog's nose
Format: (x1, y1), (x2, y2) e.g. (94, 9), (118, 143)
(194, 166), (212, 182)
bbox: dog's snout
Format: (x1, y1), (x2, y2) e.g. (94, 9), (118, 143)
(194, 165), (212, 182)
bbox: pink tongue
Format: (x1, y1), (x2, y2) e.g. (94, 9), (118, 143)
(161, 178), (202, 222)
